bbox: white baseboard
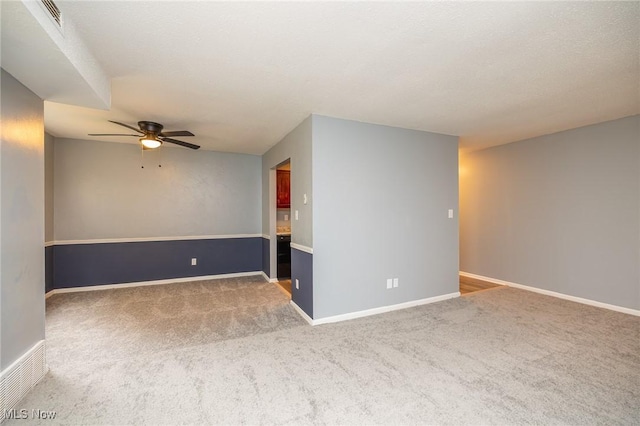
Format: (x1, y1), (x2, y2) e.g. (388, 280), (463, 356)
(459, 271), (640, 317)
(0, 340), (48, 422)
(45, 271), (263, 298)
(261, 272), (278, 284)
(293, 292), (460, 326)
(459, 271), (509, 286)
(291, 301), (314, 325)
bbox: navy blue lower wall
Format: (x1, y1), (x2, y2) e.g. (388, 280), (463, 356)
(291, 247), (313, 318)
(262, 237), (270, 277)
(45, 246), (54, 293)
(51, 237), (262, 289)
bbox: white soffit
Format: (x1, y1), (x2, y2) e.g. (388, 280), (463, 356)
(0, 0), (110, 110)
(24, 2), (640, 153)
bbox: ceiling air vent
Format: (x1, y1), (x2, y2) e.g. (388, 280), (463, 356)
(41, 0), (61, 27)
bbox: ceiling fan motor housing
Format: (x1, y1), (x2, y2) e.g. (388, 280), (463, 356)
(138, 121), (164, 134)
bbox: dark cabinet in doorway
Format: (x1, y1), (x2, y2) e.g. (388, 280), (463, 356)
(277, 234), (291, 279)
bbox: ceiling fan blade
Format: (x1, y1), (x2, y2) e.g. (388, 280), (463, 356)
(108, 120), (143, 133)
(160, 130), (194, 137)
(88, 133), (139, 136)
(160, 136), (200, 150)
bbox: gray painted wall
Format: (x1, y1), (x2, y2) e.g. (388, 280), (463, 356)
(262, 116), (313, 248)
(312, 116), (459, 318)
(45, 133), (54, 243)
(53, 138), (261, 240)
(460, 115), (640, 310)
(1, 69), (46, 369)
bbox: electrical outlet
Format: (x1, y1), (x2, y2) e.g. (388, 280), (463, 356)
(295, 279), (299, 289)
(295, 210), (299, 220)
(191, 258), (197, 266)
(448, 209), (454, 219)
(386, 278), (393, 289)
(284, 214), (289, 221)
(393, 278), (399, 288)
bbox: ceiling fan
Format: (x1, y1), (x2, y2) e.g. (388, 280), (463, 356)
(89, 120), (200, 150)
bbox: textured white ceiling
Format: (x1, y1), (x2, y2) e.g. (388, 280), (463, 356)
(42, 1), (639, 154)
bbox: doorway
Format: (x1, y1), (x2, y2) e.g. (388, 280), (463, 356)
(274, 160), (291, 296)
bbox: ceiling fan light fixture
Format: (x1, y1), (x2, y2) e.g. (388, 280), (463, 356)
(140, 135), (162, 149)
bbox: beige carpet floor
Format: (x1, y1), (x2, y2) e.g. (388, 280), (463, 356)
(9, 276), (640, 425)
